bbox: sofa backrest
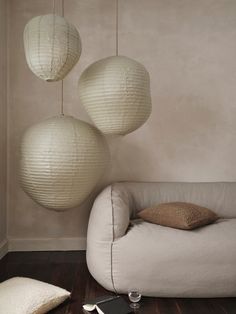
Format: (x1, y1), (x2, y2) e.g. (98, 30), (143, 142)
(112, 182), (236, 218)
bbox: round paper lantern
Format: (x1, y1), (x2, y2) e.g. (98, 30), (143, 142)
(78, 56), (152, 135)
(19, 115), (109, 210)
(24, 14), (82, 82)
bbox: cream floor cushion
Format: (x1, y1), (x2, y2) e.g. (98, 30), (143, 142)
(0, 277), (70, 314)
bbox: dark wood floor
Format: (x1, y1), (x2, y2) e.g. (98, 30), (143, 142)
(0, 251), (236, 314)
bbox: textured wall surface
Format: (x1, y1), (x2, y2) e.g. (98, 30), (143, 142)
(0, 0), (7, 248)
(7, 0), (236, 248)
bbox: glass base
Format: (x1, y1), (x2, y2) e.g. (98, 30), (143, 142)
(130, 303), (140, 309)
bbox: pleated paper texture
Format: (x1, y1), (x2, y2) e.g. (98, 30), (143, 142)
(20, 115), (109, 210)
(24, 14), (82, 81)
(78, 56), (152, 135)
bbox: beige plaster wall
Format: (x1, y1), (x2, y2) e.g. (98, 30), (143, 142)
(0, 0), (7, 253)
(7, 0), (236, 249)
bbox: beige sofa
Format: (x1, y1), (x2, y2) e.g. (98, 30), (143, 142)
(86, 182), (236, 297)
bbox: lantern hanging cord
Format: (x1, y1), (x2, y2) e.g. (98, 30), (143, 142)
(62, 0), (64, 17)
(52, 0), (64, 115)
(116, 0), (119, 56)
(53, 0), (55, 15)
(53, 0), (64, 16)
(61, 80), (64, 115)
(61, 0), (65, 115)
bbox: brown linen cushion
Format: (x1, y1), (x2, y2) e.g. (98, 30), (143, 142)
(138, 202), (219, 230)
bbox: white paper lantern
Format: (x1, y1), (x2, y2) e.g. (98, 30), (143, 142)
(24, 14), (81, 82)
(19, 115), (109, 210)
(78, 56), (152, 135)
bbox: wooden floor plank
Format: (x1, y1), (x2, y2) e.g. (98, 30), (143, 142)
(1, 251), (236, 314)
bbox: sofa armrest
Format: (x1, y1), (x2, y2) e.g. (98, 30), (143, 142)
(87, 184), (133, 292)
(87, 184), (132, 243)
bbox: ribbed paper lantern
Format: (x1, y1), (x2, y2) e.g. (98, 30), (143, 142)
(24, 14), (81, 82)
(78, 56), (152, 135)
(19, 115), (109, 210)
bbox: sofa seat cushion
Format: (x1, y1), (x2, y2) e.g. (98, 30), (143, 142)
(112, 218), (236, 297)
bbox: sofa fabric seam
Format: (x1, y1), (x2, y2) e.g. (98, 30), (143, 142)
(110, 184), (117, 293)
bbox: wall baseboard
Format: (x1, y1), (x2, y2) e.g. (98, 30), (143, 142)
(0, 239), (8, 259)
(8, 237), (87, 252)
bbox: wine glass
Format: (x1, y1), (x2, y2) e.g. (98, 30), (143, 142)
(128, 289), (141, 309)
